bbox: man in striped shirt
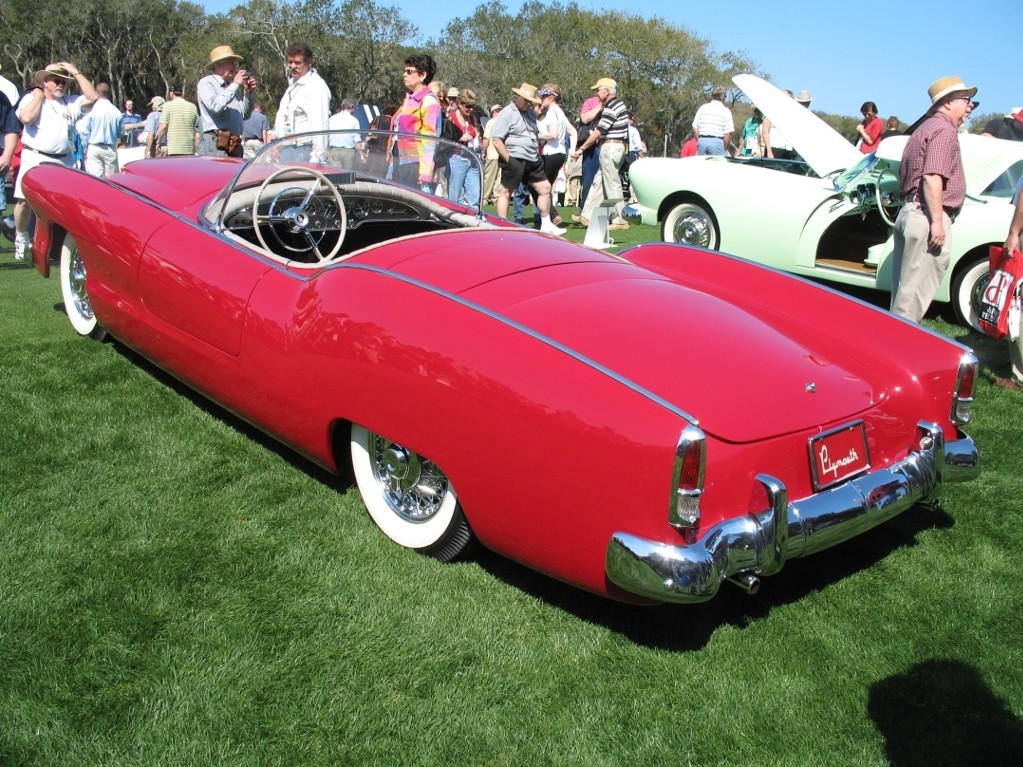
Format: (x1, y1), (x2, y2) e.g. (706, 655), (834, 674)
(572, 77), (631, 229)
(157, 86), (198, 156)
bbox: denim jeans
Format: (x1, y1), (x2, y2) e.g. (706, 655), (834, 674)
(446, 154), (481, 213)
(511, 182), (534, 224)
(579, 145), (601, 210)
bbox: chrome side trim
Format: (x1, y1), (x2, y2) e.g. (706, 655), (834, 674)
(606, 422), (980, 603)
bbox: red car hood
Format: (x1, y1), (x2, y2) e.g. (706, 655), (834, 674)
(364, 231), (877, 443)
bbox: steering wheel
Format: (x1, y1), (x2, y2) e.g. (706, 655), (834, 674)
(253, 166), (348, 262)
(874, 168), (901, 228)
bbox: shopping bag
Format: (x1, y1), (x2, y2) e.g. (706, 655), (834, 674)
(978, 246), (1023, 339)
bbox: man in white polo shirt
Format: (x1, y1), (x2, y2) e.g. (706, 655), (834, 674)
(13, 62), (98, 260)
(691, 85), (734, 157)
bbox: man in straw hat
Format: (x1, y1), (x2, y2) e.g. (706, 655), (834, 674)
(890, 75), (977, 323)
(12, 62), (98, 261)
(489, 82), (565, 236)
(197, 44), (257, 157)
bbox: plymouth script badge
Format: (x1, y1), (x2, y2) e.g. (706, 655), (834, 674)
(809, 421), (870, 491)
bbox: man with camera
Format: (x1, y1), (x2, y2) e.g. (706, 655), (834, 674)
(197, 45), (257, 158)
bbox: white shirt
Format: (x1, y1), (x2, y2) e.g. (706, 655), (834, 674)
(628, 124), (644, 153)
(328, 109), (361, 148)
(18, 92), (86, 155)
(275, 69), (331, 136)
(538, 102), (570, 156)
(0, 74), (19, 108)
(692, 99), (734, 139)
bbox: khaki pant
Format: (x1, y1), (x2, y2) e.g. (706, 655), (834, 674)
(483, 157), (500, 203)
(580, 141), (626, 224)
(890, 202), (951, 323)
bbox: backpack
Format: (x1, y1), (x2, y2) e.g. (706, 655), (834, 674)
(435, 113), (460, 168)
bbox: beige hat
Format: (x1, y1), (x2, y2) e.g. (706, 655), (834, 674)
(796, 89), (812, 103)
(511, 82), (540, 105)
(209, 45), (243, 67)
(33, 64), (74, 87)
(927, 76), (977, 105)
(446, 86), (460, 99)
(490, 103), (502, 114)
(591, 77), (616, 91)
(148, 96), (165, 109)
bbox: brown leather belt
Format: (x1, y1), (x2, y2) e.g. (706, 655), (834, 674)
(902, 194), (960, 222)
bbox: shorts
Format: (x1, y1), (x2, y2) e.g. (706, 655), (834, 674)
(15, 147), (75, 199)
(499, 156), (547, 192)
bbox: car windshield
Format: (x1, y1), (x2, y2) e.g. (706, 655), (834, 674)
(831, 152), (879, 191)
(203, 128), (485, 228)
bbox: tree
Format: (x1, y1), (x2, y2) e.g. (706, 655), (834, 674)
(429, 2), (759, 156)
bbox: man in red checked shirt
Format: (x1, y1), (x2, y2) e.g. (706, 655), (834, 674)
(890, 76), (977, 323)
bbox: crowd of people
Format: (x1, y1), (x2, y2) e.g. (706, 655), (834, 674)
(0, 46), (650, 249)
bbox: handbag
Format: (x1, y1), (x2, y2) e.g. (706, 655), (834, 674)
(215, 129), (242, 157)
(978, 245), (1023, 339)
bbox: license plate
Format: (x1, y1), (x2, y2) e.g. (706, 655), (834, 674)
(809, 421), (870, 491)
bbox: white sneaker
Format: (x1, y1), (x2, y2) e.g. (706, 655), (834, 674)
(540, 224), (566, 237)
(14, 233), (28, 261)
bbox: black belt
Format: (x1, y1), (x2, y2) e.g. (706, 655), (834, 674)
(26, 147), (69, 159)
(699, 135), (723, 140)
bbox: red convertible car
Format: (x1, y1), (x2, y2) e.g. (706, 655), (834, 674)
(23, 131), (980, 604)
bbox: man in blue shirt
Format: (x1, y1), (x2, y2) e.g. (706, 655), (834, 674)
(121, 99), (142, 147)
(1, 89), (18, 226)
(81, 82), (124, 177)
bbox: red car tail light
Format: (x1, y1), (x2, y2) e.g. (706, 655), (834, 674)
(951, 353), (978, 426)
(670, 424), (706, 530)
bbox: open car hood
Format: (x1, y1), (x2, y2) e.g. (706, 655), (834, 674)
(733, 74), (863, 177)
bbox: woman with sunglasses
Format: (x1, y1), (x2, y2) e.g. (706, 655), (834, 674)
(855, 101), (883, 154)
(390, 54), (442, 192)
(446, 88), (482, 212)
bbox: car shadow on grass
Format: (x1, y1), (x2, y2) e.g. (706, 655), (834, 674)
(104, 336), (959, 652)
(868, 658), (1023, 765)
(473, 502), (954, 651)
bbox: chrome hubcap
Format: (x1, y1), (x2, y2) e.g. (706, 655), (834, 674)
(371, 435), (448, 523)
(69, 249), (94, 320)
(968, 270), (991, 318)
(673, 213), (712, 247)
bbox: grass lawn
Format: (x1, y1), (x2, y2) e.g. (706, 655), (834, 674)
(1, 217), (1022, 766)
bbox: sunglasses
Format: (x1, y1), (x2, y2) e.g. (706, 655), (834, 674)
(402, 67), (420, 75)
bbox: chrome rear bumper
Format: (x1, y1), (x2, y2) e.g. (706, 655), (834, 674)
(606, 422), (979, 603)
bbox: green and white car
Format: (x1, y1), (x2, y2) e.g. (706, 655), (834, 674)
(626, 74), (1023, 329)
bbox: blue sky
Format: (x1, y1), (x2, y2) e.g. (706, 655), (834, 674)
(200, 0), (1018, 122)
